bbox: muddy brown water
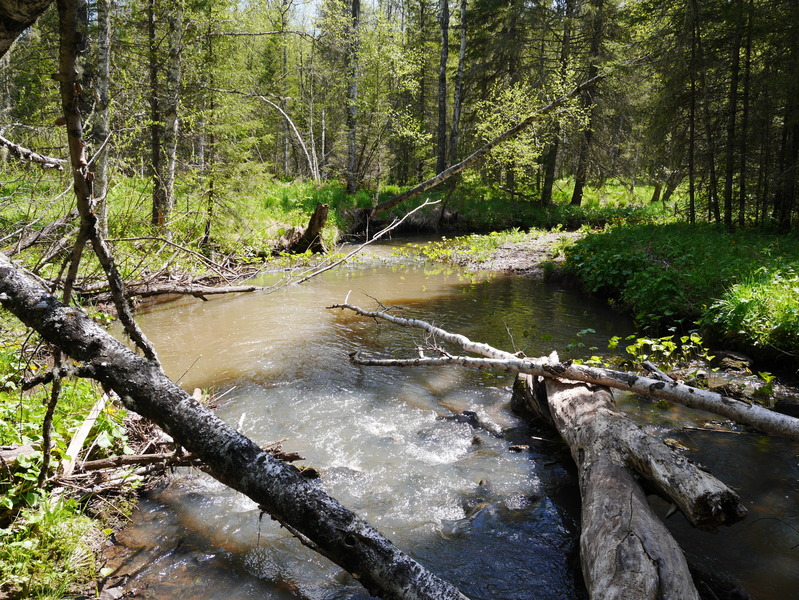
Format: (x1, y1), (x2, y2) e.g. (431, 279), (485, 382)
(108, 245), (798, 600)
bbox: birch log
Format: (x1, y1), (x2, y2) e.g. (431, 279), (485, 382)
(329, 303), (799, 441)
(511, 374), (746, 530)
(0, 254), (469, 600)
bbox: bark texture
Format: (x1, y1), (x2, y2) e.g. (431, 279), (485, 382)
(0, 254), (469, 600)
(514, 377), (705, 599)
(286, 202), (329, 254)
(0, 0), (52, 57)
(512, 374), (746, 531)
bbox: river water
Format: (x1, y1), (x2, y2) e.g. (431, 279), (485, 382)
(108, 246), (798, 600)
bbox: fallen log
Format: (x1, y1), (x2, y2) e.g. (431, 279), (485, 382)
(329, 304), (751, 598)
(329, 303), (799, 441)
(0, 133), (66, 170)
(511, 373), (746, 531)
(518, 377), (702, 599)
(0, 254), (470, 600)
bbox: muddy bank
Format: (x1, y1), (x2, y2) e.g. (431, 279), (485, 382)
(447, 231), (584, 280)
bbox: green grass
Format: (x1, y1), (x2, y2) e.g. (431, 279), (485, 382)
(702, 267), (799, 360)
(0, 498), (103, 599)
(564, 223), (799, 363)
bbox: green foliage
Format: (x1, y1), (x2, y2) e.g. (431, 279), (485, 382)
(0, 498), (102, 599)
(621, 331), (712, 369)
(701, 268), (799, 359)
(565, 223), (799, 360)
(402, 228), (534, 263)
(0, 345), (130, 518)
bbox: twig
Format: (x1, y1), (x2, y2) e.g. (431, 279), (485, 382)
(107, 236), (237, 277)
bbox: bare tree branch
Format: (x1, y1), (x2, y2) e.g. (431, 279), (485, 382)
(0, 134), (65, 170)
(328, 303), (799, 441)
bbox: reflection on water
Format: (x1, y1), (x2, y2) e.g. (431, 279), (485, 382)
(110, 249), (798, 600)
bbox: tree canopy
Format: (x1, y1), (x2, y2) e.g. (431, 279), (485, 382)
(0, 0), (796, 230)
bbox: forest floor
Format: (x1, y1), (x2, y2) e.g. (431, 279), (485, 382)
(445, 230), (584, 279)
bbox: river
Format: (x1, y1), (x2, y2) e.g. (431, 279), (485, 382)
(107, 245), (798, 600)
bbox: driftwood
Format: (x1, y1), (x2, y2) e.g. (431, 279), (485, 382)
(0, 253), (469, 600)
(513, 375), (705, 599)
(511, 372), (745, 531)
(326, 304), (764, 599)
(329, 303), (799, 441)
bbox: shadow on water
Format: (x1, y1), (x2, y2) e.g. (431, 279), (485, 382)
(108, 249), (798, 600)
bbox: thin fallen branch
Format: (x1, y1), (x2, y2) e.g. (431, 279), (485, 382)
(0, 133), (65, 171)
(328, 303), (799, 441)
(106, 236), (238, 278)
(73, 443), (304, 474)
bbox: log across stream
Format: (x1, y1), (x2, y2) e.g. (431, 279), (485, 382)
(107, 248), (798, 599)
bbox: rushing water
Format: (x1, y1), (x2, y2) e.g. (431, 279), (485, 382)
(108, 247), (798, 600)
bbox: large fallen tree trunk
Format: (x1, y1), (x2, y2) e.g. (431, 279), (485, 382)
(511, 371), (746, 531)
(329, 303), (799, 441)
(0, 255), (469, 600)
(328, 304), (756, 598)
(513, 375), (704, 599)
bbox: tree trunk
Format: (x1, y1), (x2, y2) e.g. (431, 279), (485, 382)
(737, 0), (753, 227)
(723, 0), (742, 231)
(286, 202), (329, 254)
(436, 0), (449, 174)
(0, 254), (469, 600)
(58, 0), (159, 363)
(772, 0), (799, 232)
(512, 375), (706, 599)
(511, 374), (745, 531)
(346, 0), (361, 194)
(691, 0), (721, 223)
(161, 0), (183, 230)
(0, 0), (53, 57)
(570, 0), (603, 207)
(94, 0), (111, 237)
(542, 0), (574, 207)
(148, 0), (166, 227)
(448, 0), (466, 167)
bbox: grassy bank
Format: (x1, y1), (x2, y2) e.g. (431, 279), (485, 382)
(564, 223), (799, 367)
(0, 319), (135, 598)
